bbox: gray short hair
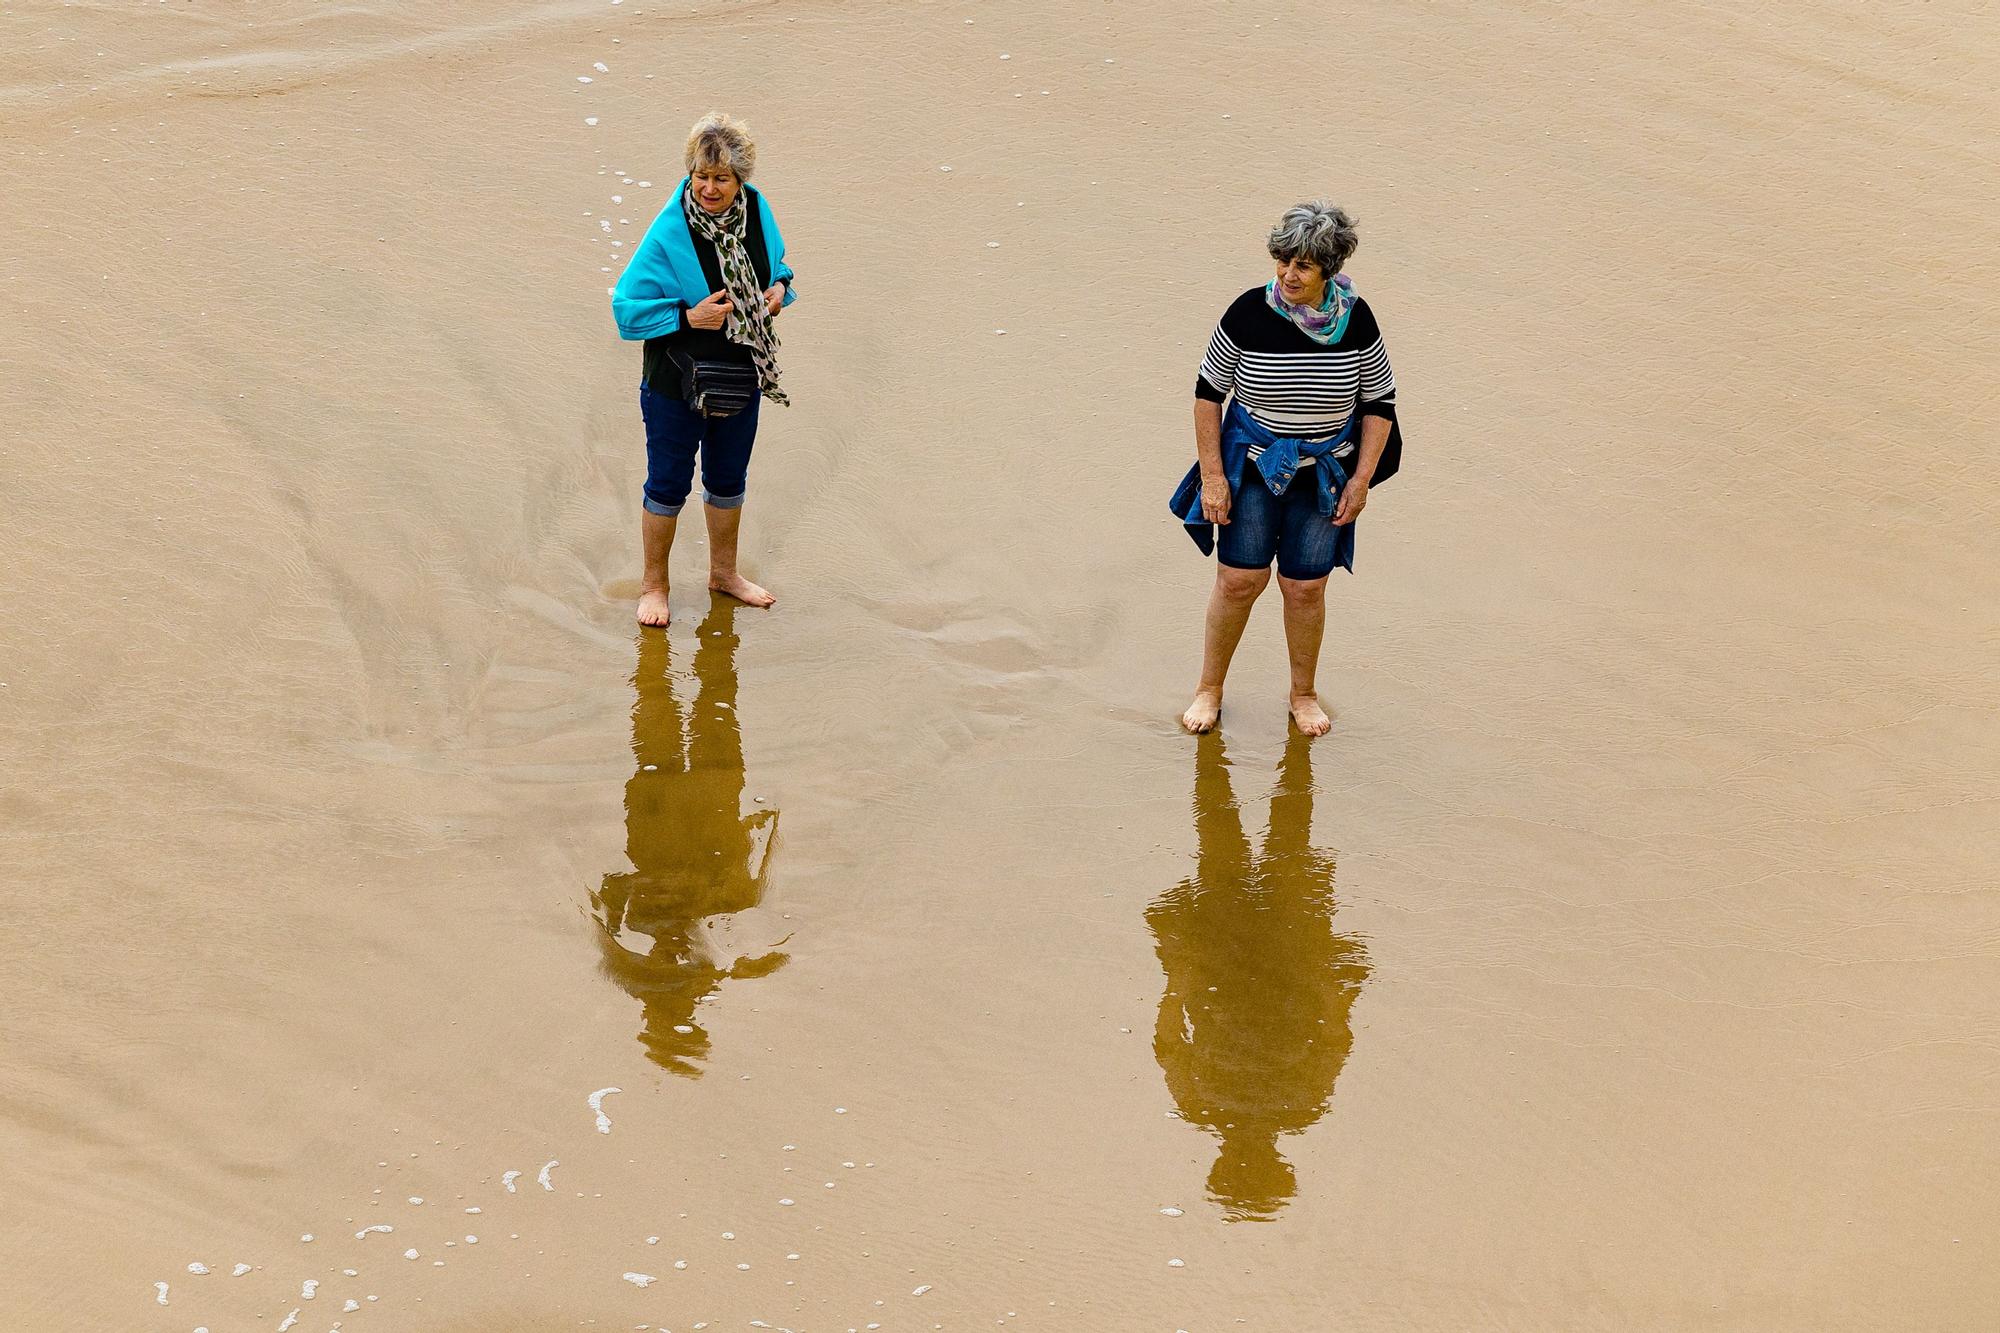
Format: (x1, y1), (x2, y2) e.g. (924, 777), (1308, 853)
(685, 111), (756, 181)
(1267, 201), (1358, 276)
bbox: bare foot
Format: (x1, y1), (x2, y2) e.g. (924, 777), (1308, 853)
(1181, 688), (1222, 734)
(709, 572), (776, 608)
(1290, 694), (1332, 737)
(636, 589), (671, 627)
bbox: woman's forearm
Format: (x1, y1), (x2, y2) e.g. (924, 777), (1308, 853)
(1350, 414), (1391, 484)
(1194, 399), (1226, 479)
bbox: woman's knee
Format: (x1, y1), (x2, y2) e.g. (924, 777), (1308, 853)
(642, 390), (701, 511)
(1277, 573), (1328, 607)
(698, 405), (759, 504)
(1216, 564), (1271, 602)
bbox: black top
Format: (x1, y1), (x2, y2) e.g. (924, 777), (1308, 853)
(642, 186), (781, 396)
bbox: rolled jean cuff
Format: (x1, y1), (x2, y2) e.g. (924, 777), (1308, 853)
(702, 488), (746, 510)
(642, 493), (686, 517)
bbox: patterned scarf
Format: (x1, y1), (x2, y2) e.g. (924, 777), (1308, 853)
(683, 184), (789, 406)
(1266, 273), (1356, 345)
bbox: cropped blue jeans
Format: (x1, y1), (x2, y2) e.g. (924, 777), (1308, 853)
(639, 381), (760, 518)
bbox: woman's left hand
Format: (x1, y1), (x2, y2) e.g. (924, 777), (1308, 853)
(763, 284), (786, 317)
(1334, 475), (1370, 526)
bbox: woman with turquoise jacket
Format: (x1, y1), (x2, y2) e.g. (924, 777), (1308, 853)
(612, 112), (797, 627)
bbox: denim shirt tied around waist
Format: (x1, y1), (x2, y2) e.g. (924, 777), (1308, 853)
(1169, 401), (1358, 573)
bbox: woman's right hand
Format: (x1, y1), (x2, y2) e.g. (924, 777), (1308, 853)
(1201, 474), (1231, 525)
(687, 291), (733, 331)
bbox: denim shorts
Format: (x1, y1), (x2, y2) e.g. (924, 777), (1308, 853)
(639, 380), (760, 517)
(1216, 465), (1343, 581)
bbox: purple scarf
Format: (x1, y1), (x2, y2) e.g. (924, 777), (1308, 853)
(1266, 273), (1355, 344)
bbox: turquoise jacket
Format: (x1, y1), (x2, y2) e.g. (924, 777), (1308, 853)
(611, 178), (797, 340)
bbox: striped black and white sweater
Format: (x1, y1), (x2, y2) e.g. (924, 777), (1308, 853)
(1196, 287), (1397, 460)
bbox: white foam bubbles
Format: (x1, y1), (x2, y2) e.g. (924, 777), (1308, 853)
(153, 1281), (168, 1305)
(623, 1272), (657, 1287)
(278, 1312), (299, 1332)
(301, 1279), (319, 1299)
(356, 1225), (394, 1239)
(503, 1170), (522, 1193)
(538, 1159), (560, 1191)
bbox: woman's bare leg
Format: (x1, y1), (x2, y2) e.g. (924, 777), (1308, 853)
(1278, 572), (1331, 736)
(705, 502), (776, 608)
(1182, 564), (1271, 733)
(637, 509), (676, 627)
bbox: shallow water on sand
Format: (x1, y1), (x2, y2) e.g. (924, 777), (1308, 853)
(3, 0), (1999, 1329)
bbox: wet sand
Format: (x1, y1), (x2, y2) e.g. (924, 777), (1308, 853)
(4, 1), (1999, 1328)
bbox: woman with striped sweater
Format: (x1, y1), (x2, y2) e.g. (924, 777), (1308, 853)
(1172, 201), (1400, 736)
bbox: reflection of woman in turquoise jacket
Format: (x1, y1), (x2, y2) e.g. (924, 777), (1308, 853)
(592, 600), (786, 1077)
(611, 111), (798, 630)
(1148, 732), (1370, 1220)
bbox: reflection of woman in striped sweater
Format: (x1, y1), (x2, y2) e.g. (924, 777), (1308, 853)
(1148, 731), (1368, 1219)
(1172, 202), (1401, 737)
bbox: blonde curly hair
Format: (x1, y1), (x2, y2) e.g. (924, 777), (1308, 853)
(685, 111), (756, 181)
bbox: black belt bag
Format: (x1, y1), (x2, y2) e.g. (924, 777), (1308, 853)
(670, 350), (758, 418)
